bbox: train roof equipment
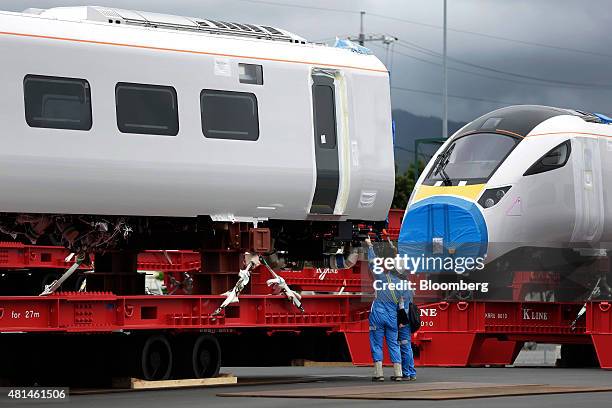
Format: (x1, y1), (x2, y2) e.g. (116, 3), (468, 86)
(22, 6), (307, 44)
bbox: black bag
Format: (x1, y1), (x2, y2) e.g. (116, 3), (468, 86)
(397, 307), (410, 326)
(408, 302), (421, 333)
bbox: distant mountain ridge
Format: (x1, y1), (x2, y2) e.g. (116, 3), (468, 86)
(392, 109), (466, 172)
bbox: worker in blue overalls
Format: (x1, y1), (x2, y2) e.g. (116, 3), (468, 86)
(365, 237), (403, 381)
(385, 238), (417, 381)
(397, 275), (417, 381)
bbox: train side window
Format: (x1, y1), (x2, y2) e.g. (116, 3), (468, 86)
(523, 140), (571, 176)
(24, 75), (92, 130)
(116, 83), (179, 136)
(239, 63), (263, 85)
(313, 84), (337, 149)
(201, 90), (259, 141)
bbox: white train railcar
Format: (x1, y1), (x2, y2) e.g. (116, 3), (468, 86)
(0, 6), (394, 254)
(399, 105), (612, 284)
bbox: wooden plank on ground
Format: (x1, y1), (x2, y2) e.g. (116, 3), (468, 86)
(291, 359), (354, 367)
(112, 373), (237, 389)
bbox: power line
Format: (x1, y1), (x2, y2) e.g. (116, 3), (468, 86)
(381, 47), (608, 111)
(232, 0), (609, 110)
(386, 45), (540, 86)
(232, 0), (612, 60)
(366, 14), (612, 60)
(390, 85), (524, 106)
(394, 40), (612, 90)
(372, 44), (532, 106)
(371, 43), (577, 90)
(390, 44), (599, 90)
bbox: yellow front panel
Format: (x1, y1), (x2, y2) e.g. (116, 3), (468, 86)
(413, 184), (486, 203)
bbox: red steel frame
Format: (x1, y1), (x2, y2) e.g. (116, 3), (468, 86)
(0, 292), (366, 332)
(0, 208), (611, 369)
(0, 242), (201, 273)
(0, 292), (611, 368)
(346, 300), (612, 369)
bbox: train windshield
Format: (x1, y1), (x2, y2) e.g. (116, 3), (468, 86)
(426, 133), (519, 184)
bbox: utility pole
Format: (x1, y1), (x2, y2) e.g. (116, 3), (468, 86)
(359, 11), (365, 45)
(442, 0), (448, 138)
(349, 12), (398, 70)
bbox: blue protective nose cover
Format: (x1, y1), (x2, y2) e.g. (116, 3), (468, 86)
(398, 196), (488, 273)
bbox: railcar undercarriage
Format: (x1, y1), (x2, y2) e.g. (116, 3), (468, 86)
(0, 213), (383, 296)
(0, 214), (380, 250)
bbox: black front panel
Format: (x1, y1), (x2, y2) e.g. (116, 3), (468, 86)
(459, 105), (567, 137)
(310, 74), (340, 215)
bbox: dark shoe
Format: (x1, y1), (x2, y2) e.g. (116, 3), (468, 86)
(372, 376), (385, 382)
(409, 376), (417, 381)
(401, 375), (412, 381)
(390, 376), (403, 382)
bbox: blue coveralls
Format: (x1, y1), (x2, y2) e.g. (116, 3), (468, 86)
(398, 286), (417, 377)
(367, 246), (401, 364)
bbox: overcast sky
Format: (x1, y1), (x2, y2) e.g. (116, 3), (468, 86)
(4, 0), (612, 123)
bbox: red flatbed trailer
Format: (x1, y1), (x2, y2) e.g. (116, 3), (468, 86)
(1, 208), (612, 385)
(0, 291), (611, 370)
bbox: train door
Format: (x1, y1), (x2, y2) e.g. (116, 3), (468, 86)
(310, 72), (340, 215)
(571, 137), (604, 243)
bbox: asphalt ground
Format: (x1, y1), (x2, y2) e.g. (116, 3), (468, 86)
(5, 366), (612, 408)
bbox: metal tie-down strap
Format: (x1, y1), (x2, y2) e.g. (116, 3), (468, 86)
(40, 253), (86, 296)
(212, 254), (304, 316)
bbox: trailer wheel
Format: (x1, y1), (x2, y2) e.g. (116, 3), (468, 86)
(139, 335), (173, 380)
(74, 274), (86, 292)
(559, 344), (598, 368)
(41, 272), (59, 292)
(192, 334), (221, 378)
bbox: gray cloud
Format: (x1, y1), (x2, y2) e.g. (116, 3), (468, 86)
(3, 0), (611, 121)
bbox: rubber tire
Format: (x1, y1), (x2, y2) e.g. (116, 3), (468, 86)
(74, 274), (86, 292)
(40, 272), (59, 292)
(139, 335), (173, 380)
(192, 334), (221, 378)
(559, 344), (598, 368)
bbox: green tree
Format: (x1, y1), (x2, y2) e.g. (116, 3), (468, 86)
(392, 161), (424, 209)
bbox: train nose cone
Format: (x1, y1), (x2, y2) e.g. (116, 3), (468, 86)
(398, 196), (488, 274)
